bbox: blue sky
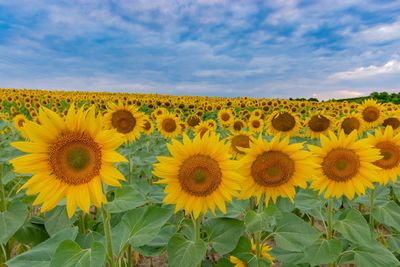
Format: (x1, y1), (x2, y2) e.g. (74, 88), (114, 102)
(0, 0), (399, 100)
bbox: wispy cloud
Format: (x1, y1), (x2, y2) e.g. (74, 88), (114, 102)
(330, 60), (400, 80)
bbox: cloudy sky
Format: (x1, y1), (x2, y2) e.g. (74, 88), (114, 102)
(0, 0), (399, 100)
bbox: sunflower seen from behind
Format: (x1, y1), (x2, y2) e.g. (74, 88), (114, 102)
(10, 105), (127, 218)
(308, 131), (382, 199)
(267, 111), (300, 137)
(104, 102), (144, 142)
(239, 134), (317, 203)
(304, 112), (333, 139)
(153, 133), (243, 218)
(367, 126), (400, 185)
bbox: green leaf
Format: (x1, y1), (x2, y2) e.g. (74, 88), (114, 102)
(273, 212), (320, 252)
(304, 239), (342, 265)
(353, 242), (400, 267)
(50, 240), (106, 267)
(105, 185), (147, 213)
(294, 188), (323, 211)
(111, 205), (173, 255)
(167, 234), (207, 267)
(270, 247), (306, 265)
(6, 227), (78, 267)
(244, 209), (276, 233)
(334, 209), (372, 244)
(372, 201), (400, 231)
(136, 224), (177, 256)
(0, 201), (28, 244)
(15, 219), (49, 246)
(204, 217), (244, 254)
(44, 206), (73, 236)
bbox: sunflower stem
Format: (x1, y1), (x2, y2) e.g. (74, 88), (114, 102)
(127, 245), (132, 267)
(369, 188), (375, 227)
(79, 211), (86, 234)
(255, 194), (265, 265)
(327, 198), (335, 267)
(0, 164), (7, 212)
(101, 205), (115, 267)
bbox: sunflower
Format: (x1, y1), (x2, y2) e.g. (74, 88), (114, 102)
(153, 134), (242, 218)
(229, 239), (274, 267)
(231, 119), (246, 133)
(239, 134), (316, 203)
(10, 105), (127, 218)
(338, 113), (364, 135)
(218, 109), (234, 126)
(367, 126), (400, 185)
(228, 131), (253, 158)
(304, 113), (333, 139)
(358, 99), (384, 128)
(308, 131), (382, 199)
(267, 111), (300, 137)
(13, 113), (28, 138)
(382, 111), (400, 132)
(142, 116), (154, 136)
(104, 103), (144, 142)
(156, 112), (182, 138)
(186, 114), (201, 128)
(248, 116), (264, 133)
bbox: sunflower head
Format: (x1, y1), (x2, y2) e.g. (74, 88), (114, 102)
(304, 113), (333, 139)
(156, 112), (182, 138)
(267, 111), (299, 136)
(12, 113), (29, 138)
(358, 99), (384, 127)
(10, 104), (127, 218)
(228, 132), (253, 157)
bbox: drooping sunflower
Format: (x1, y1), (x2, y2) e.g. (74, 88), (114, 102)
(10, 105), (127, 218)
(304, 112), (333, 139)
(13, 113), (28, 138)
(156, 112), (182, 138)
(239, 134), (317, 203)
(104, 103), (144, 142)
(338, 113), (364, 135)
(229, 239), (274, 267)
(227, 131), (253, 158)
(308, 131), (382, 199)
(153, 134), (243, 218)
(367, 126), (400, 185)
(358, 99), (384, 128)
(267, 111), (300, 137)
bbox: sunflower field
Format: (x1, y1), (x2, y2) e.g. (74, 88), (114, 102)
(2, 88), (400, 267)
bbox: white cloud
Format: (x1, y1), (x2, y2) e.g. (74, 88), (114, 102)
(330, 60), (400, 80)
(354, 19), (400, 43)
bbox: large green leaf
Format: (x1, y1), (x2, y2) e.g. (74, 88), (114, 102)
(372, 201), (400, 231)
(304, 239), (342, 266)
(204, 217), (244, 254)
(50, 240), (106, 267)
(334, 209), (372, 244)
(44, 206), (73, 236)
(6, 227), (78, 267)
(353, 242), (400, 267)
(273, 212), (321, 252)
(105, 185), (147, 213)
(0, 201), (28, 244)
(167, 234), (207, 267)
(111, 205), (173, 255)
(15, 218), (49, 246)
(244, 209), (276, 233)
(136, 224), (177, 256)
(294, 188), (323, 211)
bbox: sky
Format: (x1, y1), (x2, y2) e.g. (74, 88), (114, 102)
(0, 0), (399, 100)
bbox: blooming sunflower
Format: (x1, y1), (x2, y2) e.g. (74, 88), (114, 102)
(157, 112), (182, 138)
(338, 113), (364, 135)
(231, 119), (246, 133)
(308, 131), (382, 199)
(13, 113), (28, 138)
(10, 105), (127, 218)
(304, 113), (333, 139)
(239, 134), (316, 203)
(382, 111), (400, 133)
(218, 109), (234, 126)
(367, 126), (400, 185)
(142, 116), (154, 136)
(153, 134), (242, 218)
(358, 99), (384, 128)
(267, 111), (300, 137)
(248, 116), (264, 133)
(104, 103), (144, 142)
(194, 121), (214, 138)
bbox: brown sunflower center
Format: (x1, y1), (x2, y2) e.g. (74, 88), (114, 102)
(322, 148), (360, 182)
(271, 112), (295, 132)
(143, 120), (151, 131)
(383, 118), (400, 130)
(221, 113), (230, 122)
(233, 121), (244, 131)
(49, 133), (101, 185)
(162, 118), (177, 133)
(374, 141), (400, 169)
(231, 134), (250, 154)
(251, 151), (295, 187)
(111, 110), (136, 134)
(187, 115), (200, 127)
(252, 120), (261, 128)
(308, 115), (330, 132)
(362, 106), (380, 122)
(341, 117), (360, 134)
(178, 155), (222, 196)
(18, 119), (25, 127)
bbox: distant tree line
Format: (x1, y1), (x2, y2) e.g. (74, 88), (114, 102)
(336, 91), (400, 104)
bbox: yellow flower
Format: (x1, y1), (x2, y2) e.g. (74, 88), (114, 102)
(229, 239), (274, 267)
(10, 105), (127, 218)
(337, 113), (364, 135)
(239, 134), (317, 203)
(153, 134), (243, 218)
(227, 131), (253, 158)
(266, 111), (300, 137)
(358, 99), (384, 128)
(12, 113), (28, 138)
(218, 109), (234, 126)
(367, 126), (400, 185)
(308, 131), (382, 199)
(304, 112), (333, 139)
(157, 112), (182, 138)
(248, 116), (264, 133)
